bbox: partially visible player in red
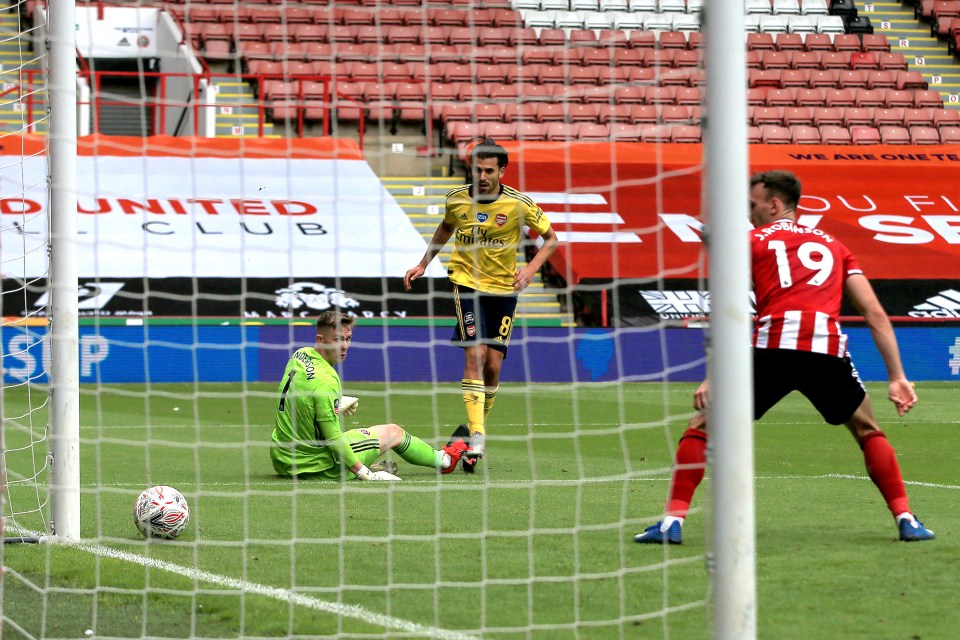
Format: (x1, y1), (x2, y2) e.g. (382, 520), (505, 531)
(635, 170), (934, 544)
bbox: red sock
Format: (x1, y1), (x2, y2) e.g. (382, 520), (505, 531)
(860, 431), (910, 517)
(665, 427), (708, 517)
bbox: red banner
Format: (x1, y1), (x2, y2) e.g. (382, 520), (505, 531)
(505, 142), (960, 282)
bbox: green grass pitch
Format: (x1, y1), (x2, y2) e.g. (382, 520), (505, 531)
(2, 382), (957, 639)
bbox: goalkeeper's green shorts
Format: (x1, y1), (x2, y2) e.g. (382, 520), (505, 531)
(272, 428), (382, 480)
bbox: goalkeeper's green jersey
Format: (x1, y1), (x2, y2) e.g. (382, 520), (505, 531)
(444, 183), (552, 295)
(270, 347), (358, 477)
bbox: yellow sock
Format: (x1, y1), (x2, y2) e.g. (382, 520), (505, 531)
(461, 379), (485, 436)
(484, 385), (499, 419)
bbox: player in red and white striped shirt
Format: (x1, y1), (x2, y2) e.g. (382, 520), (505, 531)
(635, 170), (934, 544)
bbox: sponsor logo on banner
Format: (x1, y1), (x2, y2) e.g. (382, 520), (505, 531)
(496, 213), (507, 227)
(32, 282), (126, 311)
(476, 212), (488, 222)
(640, 290), (711, 320)
(909, 289), (960, 318)
(274, 282), (360, 313)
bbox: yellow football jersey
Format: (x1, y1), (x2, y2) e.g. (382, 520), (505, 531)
(443, 184), (552, 294)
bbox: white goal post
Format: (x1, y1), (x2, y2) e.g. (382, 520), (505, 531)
(4, 0), (756, 636)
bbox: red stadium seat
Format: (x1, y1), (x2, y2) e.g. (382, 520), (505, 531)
(790, 125), (821, 144)
(903, 108), (936, 129)
(819, 125), (852, 144)
(850, 126), (882, 144)
(807, 70), (840, 88)
(820, 51), (852, 70)
(670, 124), (702, 143)
(640, 125), (672, 143)
(843, 107), (875, 128)
(515, 122), (548, 141)
(597, 104), (634, 124)
(854, 89), (886, 108)
(877, 52), (909, 70)
(747, 125), (763, 143)
(578, 123), (611, 141)
(832, 33), (862, 52)
(939, 127), (960, 143)
(836, 70), (868, 89)
(896, 71), (929, 90)
(609, 123), (645, 141)
(779, 69), (811, 88)
(545, 123), (580, 141)
(914, 90), (944, 108)
(861, 34), (891, 52)
(872, 107), (906, 128)
(765, 88), (798, 106)
(866, 70), (897, 90)
(783, 106), (815, 126)
(748, 32), (776, 50)
(751, 106), (785, 126)
(790, 51), (822, 69)
(776, 32), (805, 51)
(813, 107), (844, 127)
(910, 126), (942, 144)
(629, 105), (659, 124)
(483, 122), (517, 140)
(796, 88), (827, 107)
(759, 124), (792, 143)
(824, 88), (856, 107)
(568, 104), (601, 122)
(502, 103), (538, 123)
(933, 108), (960, 129)
(803, 33), (833, 51)
(536, 103), (568, 123)
(850, 52), (879, 70)
(879, 125), (911, 144)
(884, 90), (916, 109)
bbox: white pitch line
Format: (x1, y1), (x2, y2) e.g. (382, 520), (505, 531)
(79, 474), (960, 490)
(8, 525), (478, 640)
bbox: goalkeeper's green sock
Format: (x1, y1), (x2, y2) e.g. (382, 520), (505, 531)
(394, 430), (442, 469)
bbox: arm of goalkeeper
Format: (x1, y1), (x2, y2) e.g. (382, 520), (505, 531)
(341, 395), (359, 417)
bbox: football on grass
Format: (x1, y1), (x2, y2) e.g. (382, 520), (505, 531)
(134, 485), (190, 540)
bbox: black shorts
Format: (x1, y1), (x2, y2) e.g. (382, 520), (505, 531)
(451, 284), (518, 355)
(754, 348), (866, 425)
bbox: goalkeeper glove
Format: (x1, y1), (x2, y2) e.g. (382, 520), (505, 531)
(355, 464), (401, 481)
(341, 395), (359, 417)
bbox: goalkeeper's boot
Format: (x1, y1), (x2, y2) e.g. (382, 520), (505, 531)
(899, 516), (935, 541)
(369, 459), (399, 476)
(461, 431), (485, 474)
(633, 521), (682, 545)
(441, 425), (470, 474)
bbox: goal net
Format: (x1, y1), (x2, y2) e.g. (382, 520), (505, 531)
(1, 0), (761, 638)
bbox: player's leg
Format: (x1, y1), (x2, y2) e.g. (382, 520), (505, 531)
(802, 354), (933, 541)
(366, 424), (467, 473)
(634, 413), (707, 545)
(452, 285), (487, 446)
(462, 292), (517, 470)
(637, 348), (790, 544)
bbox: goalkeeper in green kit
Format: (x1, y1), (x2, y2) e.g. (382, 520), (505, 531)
(270, 311), (470, 480)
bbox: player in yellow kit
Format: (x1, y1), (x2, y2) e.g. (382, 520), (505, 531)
(403, 139), (559, 472)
